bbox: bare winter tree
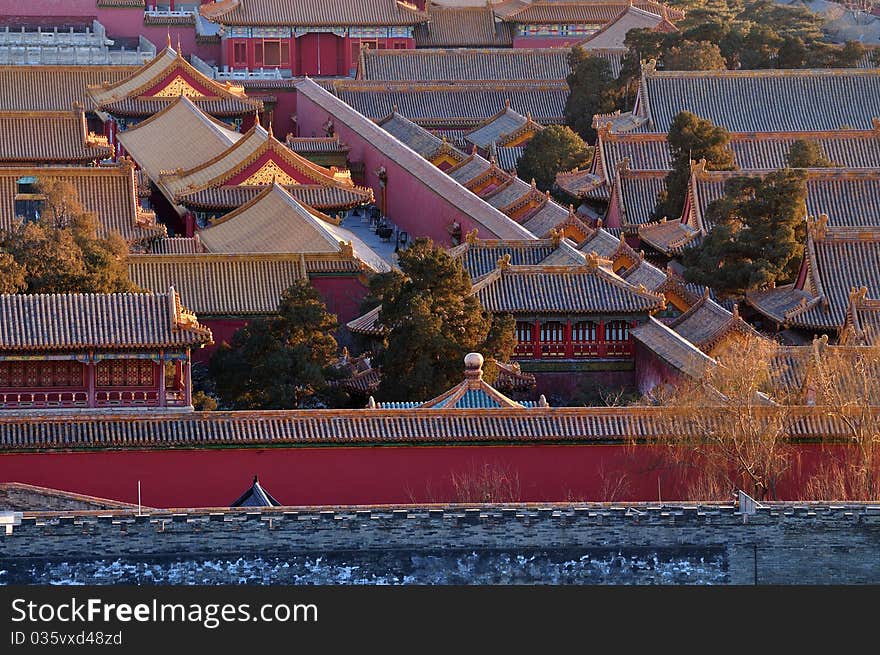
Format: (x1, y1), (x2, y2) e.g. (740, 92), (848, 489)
(450, 462), (521, 503)
(657, 335), (797, 501)
(804, 341), (880, 501)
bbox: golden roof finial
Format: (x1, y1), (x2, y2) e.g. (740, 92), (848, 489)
(586, 251), (600, 271)
(504, 97), (511, 109)
(166, 30), (171, 49)
(496, 253), (512, 269)
(465, 227), (480, 244)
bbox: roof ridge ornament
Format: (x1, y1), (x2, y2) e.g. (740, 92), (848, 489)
(465, 227), (480, 244)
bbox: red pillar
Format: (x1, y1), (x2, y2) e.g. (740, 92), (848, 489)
(158, 354), (166, 407)
(343, 35), (354, 76)
(184, 355), (192, 407)
(533, 319), (541, 359)
(597, 320), (607, 358)
(86, 360), (96, 408)
(564, 320), (573, 358)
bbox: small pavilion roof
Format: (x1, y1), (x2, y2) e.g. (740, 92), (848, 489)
(285, 135), (350, 155)
(0, 164), (164, 244)
(128, 253), (309, 316)
(230, 476), (281, 508)
(0, 287), (212, 352)
(580, 5), (677, 51)
(449, 235), (585, 279)
(464, 102), (543, 150)
(117, 96), (243, 184)
(0, 110), (113, 164)
(201, 0), (429, 27)
(377, 109), (446, 157)
(196, 184), (392, 273)
(377, 352), (543, 409)
(87, 46), (262, 118)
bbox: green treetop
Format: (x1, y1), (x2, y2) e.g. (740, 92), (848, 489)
(516, 125), (592, 193)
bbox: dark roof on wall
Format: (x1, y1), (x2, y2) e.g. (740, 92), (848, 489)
(0, 405), (865, 449)
(200, 0), (429, 26)
(0, 290), (212, 352)
(414, 5), (513, 47)
(230, 476), (281, 507)
(496, 1), (684, 24)
(331, 80), (568, 128)
(359, 47), (569, 81)
(638, 66), (880, 134)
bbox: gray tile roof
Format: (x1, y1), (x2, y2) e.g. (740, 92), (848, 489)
(128, 254), (308, 316)
(332, 80), (568, 128)
(360, 47), (567, 81)
(638, 66), (880, 133)
(631, 317), (717, 379)
(414, 5), (514, 47)
(0, 290), (212, 352)
(465, 106), (534, 150)
(377, 111), (444, 157)
(474, 263), (666, 314)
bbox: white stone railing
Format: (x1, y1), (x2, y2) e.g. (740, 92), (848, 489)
(190, 53), (287, 81)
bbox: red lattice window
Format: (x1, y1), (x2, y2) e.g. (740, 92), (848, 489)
(97, 360), (156, 388)
(0, 361), (82, 388)
(572, 321), (597, 342)
(606, 320), (630, 342)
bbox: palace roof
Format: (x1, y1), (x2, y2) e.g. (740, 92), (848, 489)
(196, 184), (392, 273)
(87, 46), (262, 118)
(608, 167), (667, 232)
(296, 78), (536, 240)
(0, 110), (113, 164)
(0, 164), (164, 244)
(358, 47), (568, 81)
(631, 317), (718, 380)
(666, 293), (761, 353)
(0, 66), (136, 112)
(624, 63), (880, 134)
(160, 123), (373, 210)
(465, 103), (543, 150)
(580, 5), (676, 50)
(0, 288), (212, 352)
(449, 236), (585, 278)
(200, 0), (429, 27)
(472, 258), (666, 314)
(841, 287), (880, 346)
(128, 253), (309, 316)
(0, 405), (871, 449)
(581, 125), (880, 200)
(117, 96), (243, 183)
(413, 5), (514, 47)
(377, 110), (447, 157)
(331, 79), (568, 128)
(747, 222), (880, 331)
(495, 1), (683, 23)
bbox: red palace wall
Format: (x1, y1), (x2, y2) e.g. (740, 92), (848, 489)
(194, 318), (249, 363)
(310, 276), (369, 328)
(634, 341), (684, 397)
(297, 90), (509, 246)
(0, 442), (833, 508)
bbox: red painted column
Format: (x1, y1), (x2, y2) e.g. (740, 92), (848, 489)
(86, 360), (96, 408)
(533, 320), (541, 359)
(564, 319), (573, 358)
(343, 34), (353, 76)
(597, 320), (607, 358)
(184, 354), (192, 407)
(158, 354), (166, 408)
